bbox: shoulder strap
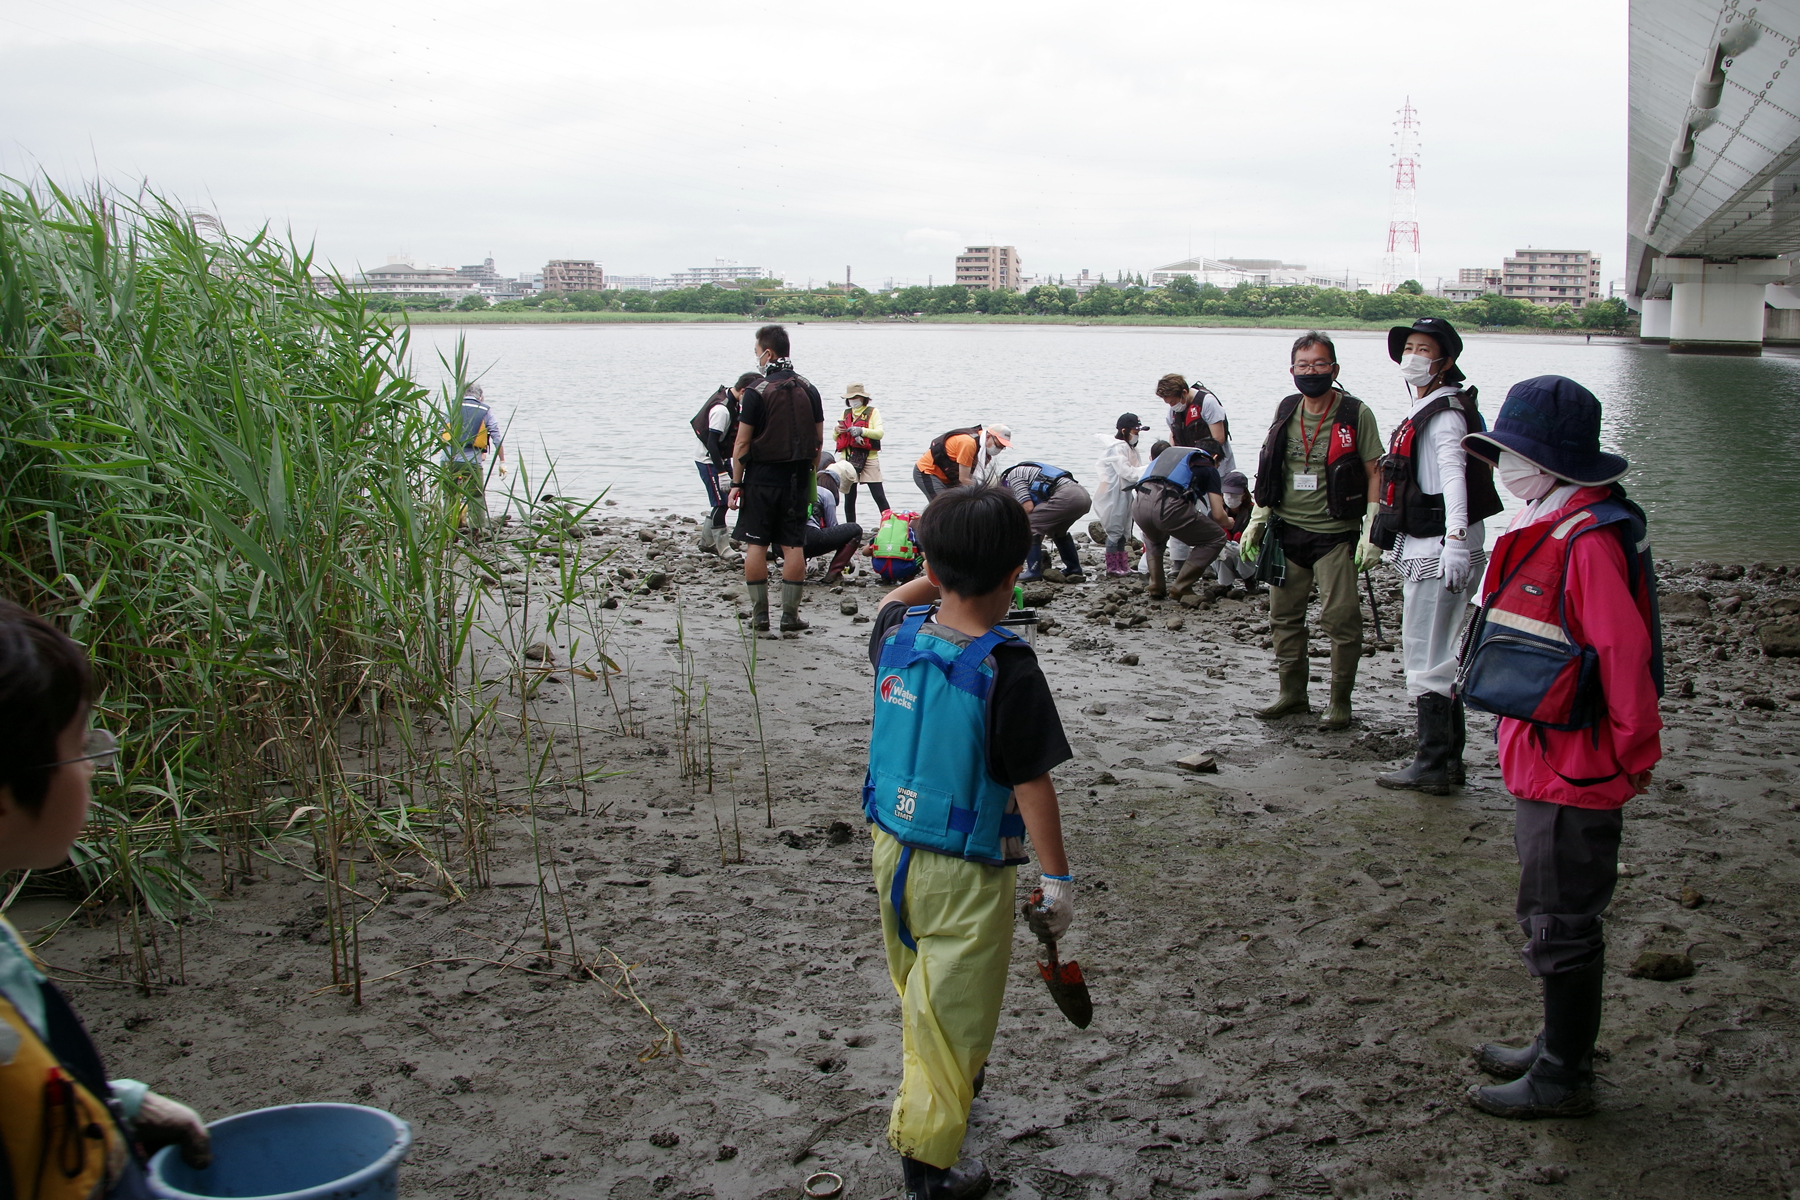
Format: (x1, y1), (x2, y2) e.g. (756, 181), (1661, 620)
(947, 627), (1018, 696)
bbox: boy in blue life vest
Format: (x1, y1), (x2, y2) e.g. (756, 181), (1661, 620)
(864, 486), (1075, 1200)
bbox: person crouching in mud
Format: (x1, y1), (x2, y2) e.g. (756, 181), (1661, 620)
(1457, 377), (1663, 1119)
(864, 486), (1076, 1199)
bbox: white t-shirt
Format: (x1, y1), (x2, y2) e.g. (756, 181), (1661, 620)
(694, 401), (733, 464)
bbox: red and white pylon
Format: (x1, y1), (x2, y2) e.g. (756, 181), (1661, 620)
(1383, 99), (1421, 294)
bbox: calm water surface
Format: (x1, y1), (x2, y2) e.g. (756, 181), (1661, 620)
(410, 323), (1800, 562)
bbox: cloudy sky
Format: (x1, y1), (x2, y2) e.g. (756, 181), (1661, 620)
(3, 0), (1626, 289)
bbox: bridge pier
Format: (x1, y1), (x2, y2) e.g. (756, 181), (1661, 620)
(1638, 297), (1671, 344)
(1656, 258), (1786, 356)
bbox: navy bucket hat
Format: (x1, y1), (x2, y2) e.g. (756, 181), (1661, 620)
(1462, 375), (1629, 487)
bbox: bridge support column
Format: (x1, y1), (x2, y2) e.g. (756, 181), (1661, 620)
(1656, 257), (1786, 355)
(1638, 298), (1670, 344)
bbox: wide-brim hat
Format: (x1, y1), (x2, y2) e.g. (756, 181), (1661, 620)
(842, 383), (871, 400)
(1389, 317), (1466, 383)
(1462, 375), (1629, 487)
(983, 421), (1013, 447)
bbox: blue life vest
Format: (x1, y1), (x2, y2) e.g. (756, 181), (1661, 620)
(864, 607), (1027, 947)
(1011, 461), (1072, 505)
(1137, 448), (1205, 498)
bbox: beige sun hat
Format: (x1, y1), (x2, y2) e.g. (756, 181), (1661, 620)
(842, 383), (872, 401)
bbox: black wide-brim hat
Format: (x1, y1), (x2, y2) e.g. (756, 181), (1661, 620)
(1462, 375), (1629, 487)
(1387, 316), (1464, 363)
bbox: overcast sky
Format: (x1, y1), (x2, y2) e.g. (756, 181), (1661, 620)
(3, 0), (1627, 289)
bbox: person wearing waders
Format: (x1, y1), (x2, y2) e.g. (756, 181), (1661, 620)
(692, 373), (764, 555)
(727, 325), (825, 632)
(864, 487), (1075, 1199)
(1001, 460), (1093, 583)
(1131, 439), (1230, 602)
(442, 383), (505, 536)
(1372, 318), (1505, 793)
(1093, 413), (1148, 576)
(1455, 376), (1662, 1119)
(0, 602), (214, 1200)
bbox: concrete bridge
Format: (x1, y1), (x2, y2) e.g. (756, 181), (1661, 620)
(1629, 1), (1800, 352)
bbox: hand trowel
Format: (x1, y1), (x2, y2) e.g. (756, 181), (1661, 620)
(1023, 887), (1092, 1029)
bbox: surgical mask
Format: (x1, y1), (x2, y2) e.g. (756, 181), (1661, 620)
(1127, 431), (1139, 446)
(1399, 354), (1439, 388)
(1497, 451), (1557, 500)
(1293, 372), (1334, 398)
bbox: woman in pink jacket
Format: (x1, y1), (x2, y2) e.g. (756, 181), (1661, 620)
(1457, 376), (1663, 1120)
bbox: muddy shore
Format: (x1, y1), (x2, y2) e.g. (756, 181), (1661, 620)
(16, 511), (1800, 1200)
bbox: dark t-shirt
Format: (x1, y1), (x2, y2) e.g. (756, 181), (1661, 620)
(738, 368), (825, 482)
(869, 602), (1072, 786)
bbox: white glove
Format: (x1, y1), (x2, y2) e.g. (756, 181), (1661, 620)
(135, 1092), (212, 1169)
(1439, 539), (1472, 592)
(1030, 874), (1075, 939)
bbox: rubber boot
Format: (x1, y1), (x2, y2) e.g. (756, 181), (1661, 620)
(1019, 539), (1045, 583)
(1054, 534), (1086, 582)
(1473, 1032), (1543, 1080)
(1256, 660), (1312, 719)
(697, 524), (720, 555)
(901, 1156), (992, 1200)
(746, 581), (770, 632)
(1168, 555), (1208, 601)
(1469, 960), (1603, 1119)
(780, 580), (809, 632)
(972, 1064), (985, 1098)
(824, 539), (859, 583)
(1449, 696), (1467, 787)
(1146, 548), (1167, 599)
(1376, 692), (1456, 793)
(1317, 644), (1358, 730)
(1103, 550), (1125, 576)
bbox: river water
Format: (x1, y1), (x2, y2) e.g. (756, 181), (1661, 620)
(409, 322), (1800, 562)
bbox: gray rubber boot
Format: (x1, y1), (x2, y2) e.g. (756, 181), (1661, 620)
(780, 581), (809, 632)
(746, 581), (769, 631)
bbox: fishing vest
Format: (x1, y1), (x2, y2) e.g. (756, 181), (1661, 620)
(1135, 446), (1212, 503)
(1456, 488), (1664, 739)
(1369, 388), (1503, 549)
(870, 511), (922, 584)
(441, 400), (490, 452)
(835, 405), (881, 453)
(1006, 462), (1073, 505)
(1169, 397), (1208, 447)
(928, 427), (983, 485)
(1252, 391), (1369, 520)
(745, 370), (816, 464)
(864, 607), (1026, 876)
(689, 385), (738, 454)
(1, 986), (147, 1200)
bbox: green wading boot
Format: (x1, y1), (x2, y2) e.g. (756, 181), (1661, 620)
(1256, 660), (1312, 720)
(746, 581), (770, 632)
(1318, 645), (1359, 731)
(780, 580), (809, 633)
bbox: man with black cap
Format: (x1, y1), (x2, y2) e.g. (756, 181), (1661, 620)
(1455, 375), (1663, 1120)
(1371, 317), (1504, 793)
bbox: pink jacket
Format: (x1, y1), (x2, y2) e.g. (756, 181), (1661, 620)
(1490, 487), (1662, 809)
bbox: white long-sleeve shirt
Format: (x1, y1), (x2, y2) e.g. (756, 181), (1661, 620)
(1392, 385), (1487, 573)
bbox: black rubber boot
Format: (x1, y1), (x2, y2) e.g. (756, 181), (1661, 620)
(1473, 1031), (1543, 1080)
(1376, 692), (1457, 793)
(1469, 960), (1603, 1119)
(1449, 696), (1467, 786)
(901, 1156), (992, 1200)
(1020, 539), (1045, 582)
(1054, 534), (1086, 582)
(972, 1064), (985, 1097)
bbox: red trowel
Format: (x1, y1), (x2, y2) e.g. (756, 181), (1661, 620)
(1024, 887), (1093, 1029)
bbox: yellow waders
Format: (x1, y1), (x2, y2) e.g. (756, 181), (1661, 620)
(872, 826), (1016, 1171)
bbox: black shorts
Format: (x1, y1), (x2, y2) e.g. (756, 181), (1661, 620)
(734, 466), (812, 547)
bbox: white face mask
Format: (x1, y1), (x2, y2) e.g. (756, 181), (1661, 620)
(1399, 353), (1439, 388)
(1127, 431), (1139, 446)
(1497, 451), (1557, 500)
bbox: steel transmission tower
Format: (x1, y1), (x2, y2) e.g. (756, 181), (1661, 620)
(1383, 99), (1421, 294)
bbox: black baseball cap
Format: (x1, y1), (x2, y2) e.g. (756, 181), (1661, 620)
(1116, 412), (1149, 431)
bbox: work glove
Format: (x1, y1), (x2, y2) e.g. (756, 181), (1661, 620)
(1354, 511), (1381, 574)
(1026, 874), (1075, 940)
(135, 1092), (212, 1169)
(1239, 507), (1270, 565)
(1438, 539), (1471, 592)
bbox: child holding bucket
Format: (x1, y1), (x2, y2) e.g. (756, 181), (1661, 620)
(863, 486), (1076, 1199)
(0, 601), (212, 1199)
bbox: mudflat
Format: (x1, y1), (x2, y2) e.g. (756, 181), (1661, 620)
(22, 515), (1800, 1199)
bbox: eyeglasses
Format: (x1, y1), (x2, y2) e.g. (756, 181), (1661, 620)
(45, 728), (120, 770)
(1290, 363), (1338, 375)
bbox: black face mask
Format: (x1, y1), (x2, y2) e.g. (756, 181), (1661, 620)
(1293, 372), (1334, 398)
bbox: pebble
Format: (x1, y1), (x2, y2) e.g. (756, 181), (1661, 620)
(841, 600), (859, 615)
(1166, 617), (1185, 631)
(1679, 887), (1706, 909)
(1118, 653), (1139, 666)
(644, 571), (669, 590)
(523, 642), (553, 663)
(1174, 751), (1217, 773)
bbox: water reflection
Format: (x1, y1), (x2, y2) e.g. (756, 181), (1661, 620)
(409, 323), (1800, 562)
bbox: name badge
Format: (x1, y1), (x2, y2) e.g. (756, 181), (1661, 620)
(1292, 473), (1319, 492)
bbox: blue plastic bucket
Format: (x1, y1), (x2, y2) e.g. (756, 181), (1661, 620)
(147, 1103), (412, 1200)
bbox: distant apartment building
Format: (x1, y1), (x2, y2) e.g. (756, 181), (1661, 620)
(955, 246), (1023, 291)
(669, 260), (773, 288)
(353, 256), (478, 299)
(542, 259), (606, 292)
(1443, 267), (1503, 304)
(1501, 250), (1601, 308)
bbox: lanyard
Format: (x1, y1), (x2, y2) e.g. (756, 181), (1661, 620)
(1297, 404), (1331, 467)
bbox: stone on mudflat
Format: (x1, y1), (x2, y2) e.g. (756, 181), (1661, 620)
(1174, 751), (1218, 773)
(1627, 950), (1694, 981)
(1758, 624), (1800, 656)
